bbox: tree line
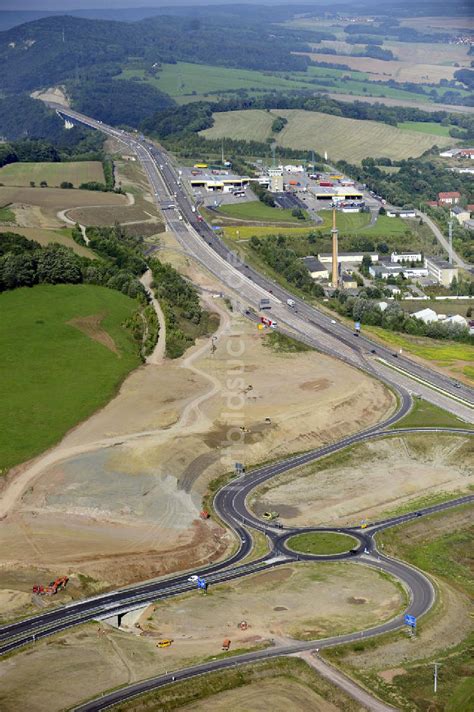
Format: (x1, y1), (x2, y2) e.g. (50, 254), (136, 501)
(149, 257), (217, 358)
(249, 235), (324, 298)
(1, 228), (147, 299)
(329, 291), (473, 344)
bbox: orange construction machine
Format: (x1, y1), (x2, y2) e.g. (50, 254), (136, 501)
(33, 576), (69, 596)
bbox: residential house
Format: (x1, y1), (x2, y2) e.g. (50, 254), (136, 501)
(438, 192), (460, 206)
(450, 205), (470, 226)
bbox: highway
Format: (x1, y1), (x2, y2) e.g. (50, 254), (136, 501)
(5, 104), (469, 708)
(48, 103), (474, 423)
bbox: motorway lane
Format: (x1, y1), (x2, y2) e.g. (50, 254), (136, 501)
(4, 105), (465, 698)
(49, 105), (474, 413)
(73, 552), (434, 712)
(1, 416), (471, 655)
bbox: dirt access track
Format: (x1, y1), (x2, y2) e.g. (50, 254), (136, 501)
(0, 562), (403, 712)
(0, 246), (393, 613)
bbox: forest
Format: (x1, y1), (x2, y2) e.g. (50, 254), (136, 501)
(0, 13), (311, 94)
(1, 228), (147, 300)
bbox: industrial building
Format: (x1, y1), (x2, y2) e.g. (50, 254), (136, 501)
(318, 252), (378, 265)
(390, 251), (423, 263)
(302, 257), (329, 280)
(411, 308), (438, 324)
(424, 256), (458, 287)
(188, 172), (250, 193)
(369, 263), (428, 279)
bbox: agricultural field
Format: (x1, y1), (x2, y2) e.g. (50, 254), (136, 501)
(399, 15), (474, 32)
(0, 161), (104, 188)
(0, 226), (95, 258)
(0, 186), (127, 228)
(304, 52), (461, 85)
(118, 61), (460, 108)
(114, 658), (363, 712)
(177, 677), (344, 712)
(397, 121), (454, 137)
(201, 109), (454, 163)
(325, 505), (474, 711)
(251, 433), (473, 527)
(0, 284), (141, 473)
(118, 63), (312, 99)
(383, 40), (472, 67)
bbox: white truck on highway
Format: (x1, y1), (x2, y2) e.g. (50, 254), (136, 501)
(286, 298), (296, 308)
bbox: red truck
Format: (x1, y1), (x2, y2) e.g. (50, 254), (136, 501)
(261, 316), (277, 329)
(319, 180), (333, 187)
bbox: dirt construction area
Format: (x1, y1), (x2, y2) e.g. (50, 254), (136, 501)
(251, 434), (473, 527)
(0, 294), (393, 617)
(178, 678), (341, 712)
(0, 562), (403, 712)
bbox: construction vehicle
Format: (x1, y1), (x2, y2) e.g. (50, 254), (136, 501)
(200, 510), (210, 519)
(33, 576), (69, 596)
(157, 639), (173, 648)
(262, 511), (279, 520)
(222, 639), (231, 651)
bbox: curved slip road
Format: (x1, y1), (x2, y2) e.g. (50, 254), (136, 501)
(3, 104), (471, 707)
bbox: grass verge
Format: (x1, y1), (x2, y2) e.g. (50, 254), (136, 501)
(286, 532), (357, 555)
(325, 504), (474, 711)
(392, 397), (473, 430)
(263, 331), (312, 353)
(363, 325), (474, 383)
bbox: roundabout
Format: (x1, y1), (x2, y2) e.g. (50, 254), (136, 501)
(0, 107), (473, 711)
(282, 531), (361, 557)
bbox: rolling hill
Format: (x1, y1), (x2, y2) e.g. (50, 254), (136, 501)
(201, 109), (455, 163)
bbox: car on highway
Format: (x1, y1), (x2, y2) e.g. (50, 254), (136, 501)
(187, 575), (199, 582)
(331, 319), (336, 324)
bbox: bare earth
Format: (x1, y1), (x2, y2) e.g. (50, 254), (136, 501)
(251, 435), (473, 527)
(178, 678), (340, 712)
(0, 563), (403, 712)
(31, 86), (70, 107)
(0, 303), (392, 602)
